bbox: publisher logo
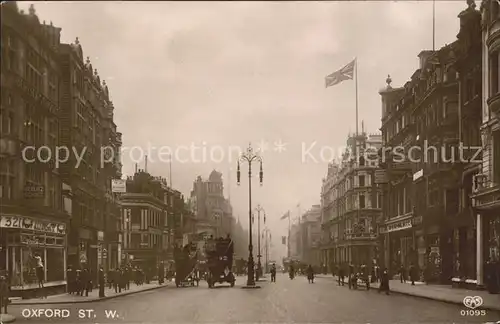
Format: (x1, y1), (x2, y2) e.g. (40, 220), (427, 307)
(463, 296), (483, 309)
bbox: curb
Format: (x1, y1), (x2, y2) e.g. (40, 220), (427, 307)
(11, 284), (171, 306)
(322, 277), (500, 313)
(0, 314), (16, 323)
(384, 288), (500, 313)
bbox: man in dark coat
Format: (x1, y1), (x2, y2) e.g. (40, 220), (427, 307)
(338, 264), (345, 286)
(66, 266), (74, 294)
(378, 268), (390, 295)
(399, 264), (406, 283)
(158, 263), (165, 285)
(98, 266), (105, 297)
(409, 263), (416, 285)
(81, 267), (90, 296)
(348, 263), (354, 289)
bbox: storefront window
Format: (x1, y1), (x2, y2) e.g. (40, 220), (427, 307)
(46, 247), (64, 282)
(9, 246), (22, 286)
(22, 247), (43, 285)
(489, 217), (500, 261)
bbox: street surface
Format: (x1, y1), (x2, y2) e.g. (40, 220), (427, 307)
(8, 274), (500, 324)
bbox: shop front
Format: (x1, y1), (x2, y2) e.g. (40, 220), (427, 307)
(380, 213), (421, 277)
(0, 215), (67, 298)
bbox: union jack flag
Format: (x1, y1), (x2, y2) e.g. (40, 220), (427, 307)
(325, 59), (355, 88)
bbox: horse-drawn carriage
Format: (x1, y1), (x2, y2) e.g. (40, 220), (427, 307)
(205, 237), (235, 288)
(174, 243), (199, 287)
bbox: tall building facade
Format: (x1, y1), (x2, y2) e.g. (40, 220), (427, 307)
(59, 37), (122, 278)
(472, 0), (500, 287)
(121, 170), (170, 273)
(190, 170), (233, 237)
(299, 205), (322, 267)
(379, 2), (482, 285)
(0, 3), (70, 297)
(320, 133), (382, 270)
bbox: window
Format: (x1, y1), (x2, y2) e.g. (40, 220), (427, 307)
(0, 159), (15, 199)
(359, 194), (366, 209)
(359, 175), (365, 187)
(494, 131), (500, 185)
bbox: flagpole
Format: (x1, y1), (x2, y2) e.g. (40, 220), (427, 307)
(432, 0), (436, 51)
(355, 57), (359, 136)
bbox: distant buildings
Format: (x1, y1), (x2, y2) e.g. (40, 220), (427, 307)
(121, 169), (187, 272)
(299, 205), (322, 266)
(190, 170), (233, 238)
(319, 132), (382, 269)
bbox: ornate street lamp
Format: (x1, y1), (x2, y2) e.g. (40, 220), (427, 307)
(253, 204), (266, 281)
(237, 143), (263, 288)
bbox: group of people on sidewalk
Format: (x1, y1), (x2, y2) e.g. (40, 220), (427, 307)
(331, 263), (391, 294)
(66, 264), (106, 297)
(67, 264), (153, 297)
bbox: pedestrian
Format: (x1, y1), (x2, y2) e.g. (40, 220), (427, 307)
(270, 263), (276, 282)
(158, 263), (164, 285)
(66, 265), (74, 294)
(81, 267), (90, 297)
(98, 266), (105, 297)
(126, 267), (131, 289)
(33, 253), (46, 298)
(399, 264), (406, 283)
(348, 263), (354, 289)
(409, 263), (416, 286)
(307, 264), (314, 283)
(378, 268), (390, 295)
(113, 268), (119, 293)
(108, 268), (114, 289)
(75, 268), (82, 295)
(338, 265), (345, 286)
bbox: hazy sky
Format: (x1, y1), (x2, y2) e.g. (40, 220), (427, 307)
(19, 1), (469, 260)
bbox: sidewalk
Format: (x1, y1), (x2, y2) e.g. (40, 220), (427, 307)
(9, 280), (172, 305)
(317, 275), (500, 312)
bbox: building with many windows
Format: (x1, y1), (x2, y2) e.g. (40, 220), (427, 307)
(59, 36), (122, 279)
(472, 0), (500, 288)
(190, 170), (234, 238)
(299, 205), (322, 267)
(121, 170), (170, 273)
(0, 3), (69, 297)
(378, 2), (482, 285)
(320, 132), (382, 271)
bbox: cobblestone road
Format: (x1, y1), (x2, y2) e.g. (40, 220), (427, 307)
(7, 274), (500, 324)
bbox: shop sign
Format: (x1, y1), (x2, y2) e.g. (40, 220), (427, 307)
(386, 220), (412, 233)
(413, 169), (423, 181)
(111, 179), (126, 193)
(23, 185), (45, 198)
(80, 252), (87, 264)
(374, 169), (388, 184)
(21, 237), (40, 246)
(0, 215), (66, 234)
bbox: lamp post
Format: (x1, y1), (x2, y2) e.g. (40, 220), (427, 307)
(263, 228), (271, 273)
(237, 143), (263, 287)
(253, 204), (266, 280)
